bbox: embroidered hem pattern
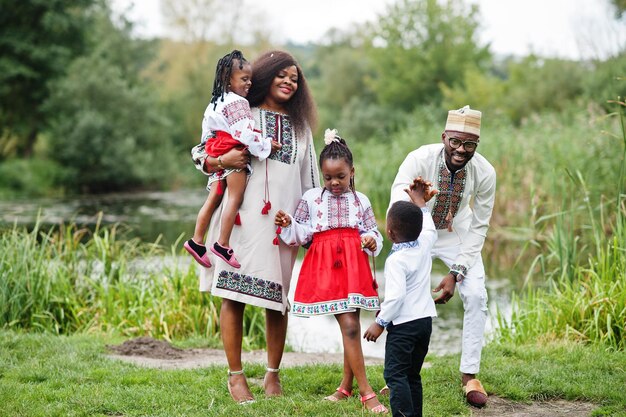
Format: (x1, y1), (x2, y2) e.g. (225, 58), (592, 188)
(215, 270), (283, 303)
(292, 294), (380, 316)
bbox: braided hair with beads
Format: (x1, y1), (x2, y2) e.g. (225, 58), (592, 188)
(210, 50), (247, 110)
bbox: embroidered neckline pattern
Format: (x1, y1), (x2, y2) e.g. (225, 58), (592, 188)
(262, 110), (295, 165)
(390, 239), (419, 254)
(328, 194), (351, 229)
(432, 153), (467, 230)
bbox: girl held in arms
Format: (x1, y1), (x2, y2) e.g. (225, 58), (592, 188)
(185, 50), (280, 268)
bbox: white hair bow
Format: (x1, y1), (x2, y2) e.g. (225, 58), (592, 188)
(324, 128), (339, 145)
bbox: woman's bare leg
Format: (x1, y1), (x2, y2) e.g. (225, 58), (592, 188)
(221, 298), (253, 402)
(264, 308), (288, 396)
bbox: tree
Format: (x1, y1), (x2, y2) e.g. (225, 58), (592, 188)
(363, 0), (490, 112)
(0, 0), (95, 158)
(160, 0), (270, 45)
(44, 6), (178, 192)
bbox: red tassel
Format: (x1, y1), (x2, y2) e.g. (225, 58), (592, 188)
(234, 213), (241, 225)
(216, 180), (224, 196)
(261, 200), (271, 215)
(273, 236), (279, 245)
(276, 226), (282, 234)
(372, 278), (379, 290)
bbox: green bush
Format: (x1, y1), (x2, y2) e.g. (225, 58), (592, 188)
(0, 158), (70, 197)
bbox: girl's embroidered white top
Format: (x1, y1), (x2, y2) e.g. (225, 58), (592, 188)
(201, 91), (272, 159)
(280, 187), (383, 257)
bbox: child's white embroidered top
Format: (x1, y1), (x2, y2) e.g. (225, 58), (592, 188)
(201, 91), (272, 159)
(280, 187), (383, 257)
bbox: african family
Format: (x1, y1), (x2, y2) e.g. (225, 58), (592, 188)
(185, 49), (496, 416)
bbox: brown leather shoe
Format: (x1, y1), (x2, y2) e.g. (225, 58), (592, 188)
(464, 379), (488, 408)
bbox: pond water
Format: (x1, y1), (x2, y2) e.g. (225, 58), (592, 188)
(0, 189), (514, 358)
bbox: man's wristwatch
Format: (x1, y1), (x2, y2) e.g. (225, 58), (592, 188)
(450, 270), (464, 282)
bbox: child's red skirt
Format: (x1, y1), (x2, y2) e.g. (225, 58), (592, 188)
(205, 130), (244, 157)
(292, 228), (380, 316)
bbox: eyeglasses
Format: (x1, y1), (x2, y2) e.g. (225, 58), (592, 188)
(447, 136), (478, 152)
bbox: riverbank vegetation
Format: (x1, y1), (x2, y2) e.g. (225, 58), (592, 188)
(0, 218), (265, 349)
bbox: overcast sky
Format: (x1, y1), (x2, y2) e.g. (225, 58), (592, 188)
(111, 0), (625, 60)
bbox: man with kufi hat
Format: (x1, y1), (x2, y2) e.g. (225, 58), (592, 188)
(386, 105), (496, 408)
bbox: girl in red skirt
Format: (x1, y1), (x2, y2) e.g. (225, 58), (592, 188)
(275, 129), (388, 413)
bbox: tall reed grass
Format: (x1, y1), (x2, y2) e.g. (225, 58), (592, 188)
(495, 100), (626, 350)
(0, 217), (267, 348)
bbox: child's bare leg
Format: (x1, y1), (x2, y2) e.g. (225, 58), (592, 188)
(193, 181), (224, 243)
(217, 170), (246, 247)
(335, 311), (384, 411)
(185, 182), (224, 267)
(326, 353), (354, 400)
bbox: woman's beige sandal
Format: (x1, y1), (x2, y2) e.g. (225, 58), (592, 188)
(263, 367), (282, 397)
(227, 369), (255, 404)
(464, 378), (488, 408)
(323, 386), (352, 402)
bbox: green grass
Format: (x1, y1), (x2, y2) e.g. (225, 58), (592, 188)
(1, 331), (624, 416)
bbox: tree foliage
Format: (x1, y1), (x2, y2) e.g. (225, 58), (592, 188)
(44, 6), (178, 192)
(443, 57), (588, 124)
(363, 0), (490, 112)
(0, 0), (95, 157)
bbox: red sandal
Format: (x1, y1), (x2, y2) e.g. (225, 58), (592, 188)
(360, 392), (388, 414)
(323, 386), (352, 402)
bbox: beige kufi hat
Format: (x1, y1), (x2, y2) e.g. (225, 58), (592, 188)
(445, 105), (481, 137)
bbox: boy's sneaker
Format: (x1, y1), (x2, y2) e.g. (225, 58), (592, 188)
(184, 239), (211, 268)
(210, 242), (241, 268)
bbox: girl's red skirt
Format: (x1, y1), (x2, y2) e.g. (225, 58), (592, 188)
(292, 228), (380, 316)
(205, 130), (244, 157)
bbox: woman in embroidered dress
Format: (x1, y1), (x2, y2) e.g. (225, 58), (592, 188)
(274, 129), (388, 414)
(192, 50), (319, 404)
(184, 50), (280, 269)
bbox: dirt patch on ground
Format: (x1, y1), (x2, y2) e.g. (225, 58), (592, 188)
(106, 336), (384, 369)
(472, 395), (596, 417)
(106, 338), (597, 416)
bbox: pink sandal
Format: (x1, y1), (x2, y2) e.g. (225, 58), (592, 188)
(360, 392), (388, 414)
(324, 386), (352, 402)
